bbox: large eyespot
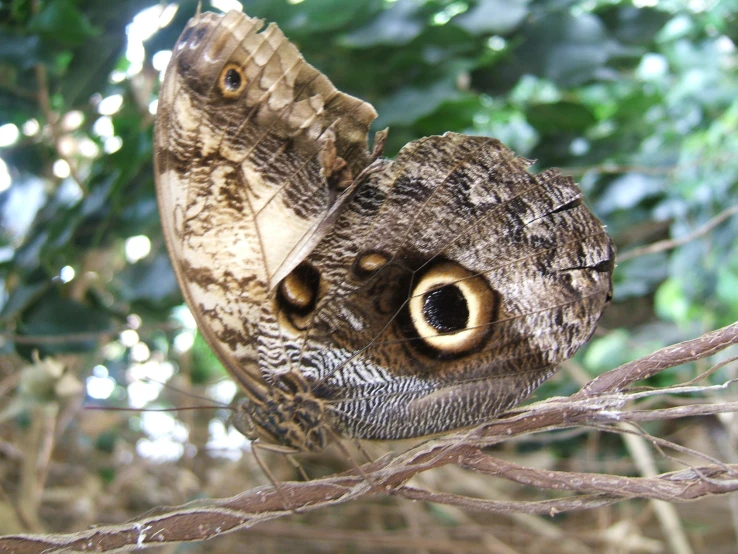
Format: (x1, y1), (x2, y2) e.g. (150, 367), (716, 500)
(408, 262), (497, 355)
(218, 63), (247, 98)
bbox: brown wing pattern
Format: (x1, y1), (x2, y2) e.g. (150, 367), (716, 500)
(155, 10), (614, 450)
(280, 133), (614, 440)
(154, 10), (377, 391)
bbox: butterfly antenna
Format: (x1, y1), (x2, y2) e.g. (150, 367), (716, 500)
(85, 404), (230, 413)
(136, 375), (230, 406)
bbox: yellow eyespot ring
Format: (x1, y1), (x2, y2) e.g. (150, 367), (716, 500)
(218, 63), (247, 98)
(408, 262), (497, 354)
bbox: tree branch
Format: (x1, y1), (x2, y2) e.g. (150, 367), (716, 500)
(618, 204), (738, 263)
(1, 321), (737, 552)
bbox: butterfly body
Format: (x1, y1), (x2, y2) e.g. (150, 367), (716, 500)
(155, 10), (614, 452)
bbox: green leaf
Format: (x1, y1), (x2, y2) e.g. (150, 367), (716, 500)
(716, 266), (738, 310)
(654, 278), (690, 324)
(600, 6), (670, 46)
(283, 0), (377, 34)
(612, 253), (669, 299)
(341, 0), (423, 47)
(516, 12), (619, 87)
(594, 173), (664, 213)
(525, 101), (596, 134)
(115, 253), (179, 305)
(375, 76), (461, 128)
(453, 0), (529, 36)
(17, 290), (116, 355)
(0, 281), (49, 322)
(582, 329), (632, 371)
(29, 0), (100, 46)
(191, 331), (226, 384)
(0, 32), (41, 69)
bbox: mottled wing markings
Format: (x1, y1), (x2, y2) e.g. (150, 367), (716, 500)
(155, 9), (376, 397)
(284, 134), (613, 440)
(155, 9), (614, 448)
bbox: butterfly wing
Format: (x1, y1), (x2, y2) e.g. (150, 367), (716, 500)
(277, 133), (614, 439)
(155, 10), (614, 446)
(154, 10), (377, 389)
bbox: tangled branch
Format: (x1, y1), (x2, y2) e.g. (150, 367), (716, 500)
(1, 322), (737, 553)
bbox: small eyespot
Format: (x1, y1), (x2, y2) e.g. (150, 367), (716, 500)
(408, 262), (497, 355)
(187, 27), (207, 50)
(218, 63), (247, 98)
(278, 262), (320, 316)
(177, 27), (192, 50)
(353, 251), (390, 278)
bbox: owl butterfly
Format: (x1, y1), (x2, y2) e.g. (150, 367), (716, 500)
(154, 9), (614, 453)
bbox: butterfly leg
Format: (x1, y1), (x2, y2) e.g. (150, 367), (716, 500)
(325, 429), (386, 495)
(286, 453), (310, 482)
(353, 438), (374, 464)
(251, 441), (305, 513)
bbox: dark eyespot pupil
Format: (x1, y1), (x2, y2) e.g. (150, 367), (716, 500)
(224, 68), (241, 90)
(179, 27), (193, 44)
(422, 285), (468, 333)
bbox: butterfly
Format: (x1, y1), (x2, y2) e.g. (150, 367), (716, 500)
(154, 9), (614, 453)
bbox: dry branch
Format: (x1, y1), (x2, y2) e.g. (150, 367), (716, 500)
(617, 204), (738, 263)
(577, 321), (738, 396)
(1, 321), (737, 552)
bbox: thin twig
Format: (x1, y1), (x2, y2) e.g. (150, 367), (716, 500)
(618, 204), (738, 262)
(618, 423), (693, 554)
(561, 164), (676, 177)
(34, 64), (87, 195)
(1, 330), (121, 345)
(577, 321), (738, 396)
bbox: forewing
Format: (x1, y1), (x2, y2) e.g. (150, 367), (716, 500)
(154, 10), (376, 386)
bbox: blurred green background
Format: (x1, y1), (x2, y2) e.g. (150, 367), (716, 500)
(0, 0), (737, 548)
